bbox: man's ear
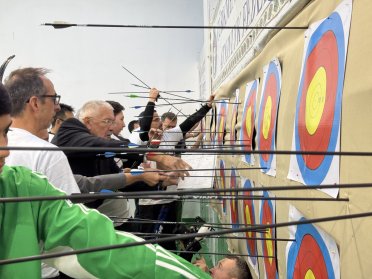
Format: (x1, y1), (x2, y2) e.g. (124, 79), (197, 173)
(27, 96), (40, 112)
(82, 117), (91, 129)
(56, 118), (64, 126)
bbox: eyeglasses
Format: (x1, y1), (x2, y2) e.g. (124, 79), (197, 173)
(27, 94), (61, 105)
(39, 94), (61, 105)
(86, 117), (115, 126)
(101, 119), (115, 126)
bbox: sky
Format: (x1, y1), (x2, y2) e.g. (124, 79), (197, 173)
(0, 0), (204, 138)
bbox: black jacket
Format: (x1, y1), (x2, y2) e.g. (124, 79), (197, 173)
(139, 103), (212, 142)
(52, 118), (143, 177)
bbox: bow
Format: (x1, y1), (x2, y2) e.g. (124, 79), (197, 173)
(0, 55), (15, 83)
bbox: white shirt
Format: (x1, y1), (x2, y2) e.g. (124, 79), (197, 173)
(6, 127), (81, 278)
(48, 132), (54, 142)
(6, 128), (80, 194)
(139, 126), (183, 206)
(128, 127), (147, 145)
(159, 126), (184, 148)
(129, 126), (184, 147)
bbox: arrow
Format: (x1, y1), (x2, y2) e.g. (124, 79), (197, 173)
(128, 142), (139, 148)
(168, 250), (274, 258)
(96, 152), (127, 158)
(3, 146), (372, 157)
(123, 94), (239, 104)
(1, 183), (371, 203)
(131, 83), (208, 104)
(130, 169), (144, 176)
(42, 22), (308, 30)
(121, 67), (188, 116)
(109, 90), (193, 94)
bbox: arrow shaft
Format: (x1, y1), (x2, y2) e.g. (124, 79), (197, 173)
(3, 146), (372, 156)
(0, 183), (359, 203)
(44, 23), (308, 30)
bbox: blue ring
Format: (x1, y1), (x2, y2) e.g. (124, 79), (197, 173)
(216, 101), (227, 144)
(259, 191), (273, 225)
(230, 168), (239, 228)
(259, 191), (278, 278)
(243, 179), (257, 265)
(287, 219), (336, 278)
(240, 80), (258, 164)
(294, 12), (345, 185)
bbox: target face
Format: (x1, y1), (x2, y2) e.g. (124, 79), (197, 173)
(287, 219), (339, 279)
(229, 168), (239, 228)
(260, 191), (278, 279)
(257, 60), (281, 174)
(229, 89), (240, 144)
(243, 179), (258, 266)
(293, 12), (346, 185)
(218, 159), (227, 214)
(217, 101), (227, 145)
(240, 80), (258, 164)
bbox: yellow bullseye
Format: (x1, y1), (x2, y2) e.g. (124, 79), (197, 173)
(305, 269), (315, 279)
(245, 205), (252, 237)
(305, 67), (326, 135)
(262, 96), (272, 139)
(245, 106), (252, 137)
(266, 226), (273, 264)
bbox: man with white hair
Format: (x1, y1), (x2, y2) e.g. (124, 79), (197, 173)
(52, 100), (191, 230)
(53, 100), (145, 232)
(53, 100), (191, 177)
(53, 100), (132, 176)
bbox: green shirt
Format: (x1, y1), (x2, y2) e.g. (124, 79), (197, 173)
(0, 166), (210, 279)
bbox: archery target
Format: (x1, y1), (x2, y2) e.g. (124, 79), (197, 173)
(217, 101), (227, 145)
(240, 80), (259, 165)
(229, 168), (239, 229)
(257, 59), (282, 176)
(242, 178), (259, 272)
(286, 206), (340, 279)
(288, 0), (352, 191)
(259, 191), (278, 279)
(229, 89), (240, 145)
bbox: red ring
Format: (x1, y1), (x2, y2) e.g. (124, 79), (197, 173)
(297, 31), (338, 169)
